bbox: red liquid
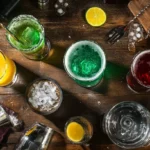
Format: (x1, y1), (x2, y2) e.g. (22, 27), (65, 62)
(133, 52), (150, 86)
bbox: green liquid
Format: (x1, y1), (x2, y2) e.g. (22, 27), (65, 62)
(70, 45), (101, 78)
(7, 16), (44, 54)
(10, 26), (41, 50)
(65, 41), (106, 87)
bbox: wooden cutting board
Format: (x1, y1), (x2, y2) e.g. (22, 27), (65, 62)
(128, 0), (150, 33)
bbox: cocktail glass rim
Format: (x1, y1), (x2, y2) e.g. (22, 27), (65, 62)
(63, 40), (106, 81)
(131, 49), (150, 88)
(103, 101), (150, 149)
(0, 50), (8, 81)
(6, 14), (45, 53)
(64, 116), (93, 144)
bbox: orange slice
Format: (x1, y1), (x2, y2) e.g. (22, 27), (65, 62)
(66, 122), (85, 142)
(86, 7), (106, 27)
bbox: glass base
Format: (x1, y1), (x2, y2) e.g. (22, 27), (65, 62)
(126, 71), (149, 93)
(75, 74), (104, 88)
(3, 73), (18, 88)
(23, 38), (51, 61)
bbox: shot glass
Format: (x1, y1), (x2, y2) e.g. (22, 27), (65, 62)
(0, 50), (17, 87)
(63, 40), (106, 87)
(126, 50), (150, 93)
(26, 78), (63, 115)
(6, 15), (51, 60)
(65, 116), (93, 144)
(103, 101), (150, 149)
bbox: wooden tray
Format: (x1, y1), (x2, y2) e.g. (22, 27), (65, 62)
(128, 0), (150, 33)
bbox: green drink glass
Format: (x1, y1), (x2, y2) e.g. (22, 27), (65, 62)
(6, 15), (51, 60)
(63, 40), (106, 87)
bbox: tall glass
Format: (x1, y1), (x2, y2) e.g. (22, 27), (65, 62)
(103, 101), (150, 149)
(126, 50), (150, 93)
(0, 51), (17, 86)
(6, 15), (51, 60)
(63, 40), (106, 87)
(65, 116), (93, 144)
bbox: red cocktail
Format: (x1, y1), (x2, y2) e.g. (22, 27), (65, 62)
(126, 50), (150, 93)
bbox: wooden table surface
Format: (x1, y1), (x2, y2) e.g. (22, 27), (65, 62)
(0, 0), (150, 150)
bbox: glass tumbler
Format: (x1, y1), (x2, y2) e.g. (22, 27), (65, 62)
(63, 40), (106, 87)
(126, 50), (150, 93)
(103, 101), (150, 149)
(6, 15), (51, 60)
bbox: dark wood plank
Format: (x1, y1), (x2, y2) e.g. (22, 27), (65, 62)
(128, 0), (150, 33)
(0, 0), (150, 150)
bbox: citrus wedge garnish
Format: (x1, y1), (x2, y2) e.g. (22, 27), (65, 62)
(86, 7), (106, 27)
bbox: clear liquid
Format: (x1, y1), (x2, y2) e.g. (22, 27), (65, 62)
(103, 102), (150, 149)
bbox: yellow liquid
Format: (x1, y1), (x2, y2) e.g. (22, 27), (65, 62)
(0, 53), (16, 86)
(66, 122), (85, 142)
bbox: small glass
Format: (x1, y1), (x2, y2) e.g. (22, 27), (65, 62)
(26, 78), (63, 115)
(0, 50), (17, 87)
(65, 116), (93, 144)
(16, 123), (54, 150)
(6, 15), (51, 60)
(126, 50), (150, 93)
(103, 101), (150, 149)
(63, 40), (106, 87)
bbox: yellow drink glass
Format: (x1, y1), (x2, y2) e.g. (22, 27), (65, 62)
(65, 116), (93, 144)
(0, 51), (17, 86)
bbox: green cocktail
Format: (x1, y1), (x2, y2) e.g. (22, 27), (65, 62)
(6, 15), (50, 60)
(64, 41), (106, 87)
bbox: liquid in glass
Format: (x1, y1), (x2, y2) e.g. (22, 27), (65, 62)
(64, 40), (106, 87)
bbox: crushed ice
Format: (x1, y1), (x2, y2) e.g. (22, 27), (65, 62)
(28, 81), (60, 112)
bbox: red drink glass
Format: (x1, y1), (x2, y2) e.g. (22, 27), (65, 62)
(126, 50), (150, 93)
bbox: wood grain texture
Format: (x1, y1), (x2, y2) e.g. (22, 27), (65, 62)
(0, 0), (150, 150)
(128, 0), (150, 32)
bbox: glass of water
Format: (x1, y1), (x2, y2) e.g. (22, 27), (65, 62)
(103, 101), (150, 149)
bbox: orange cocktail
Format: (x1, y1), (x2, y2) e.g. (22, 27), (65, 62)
(0, 51), (16, 86)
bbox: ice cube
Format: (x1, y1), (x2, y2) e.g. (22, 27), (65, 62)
(136, 27), (141, 32)
(136, 33), (141, 38)
(31, 101), (38, 108)
(21, 27), (40, 47)
(58, 0), (63, 3)
(129, 32), (134, 37)
(64, 2), (69, 7)
(57, 8), (64, 15)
